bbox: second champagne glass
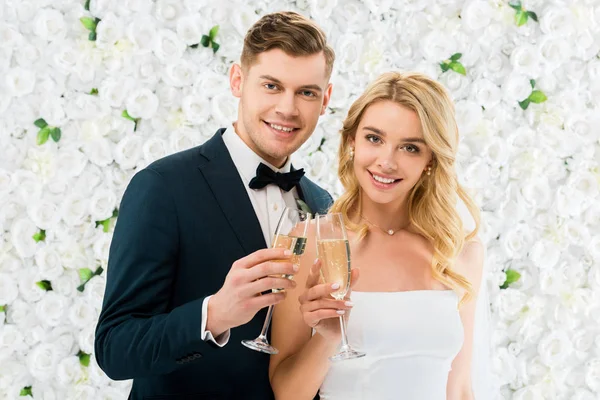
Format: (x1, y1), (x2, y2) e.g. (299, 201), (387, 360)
(316, 212), (366, 362)
(241, 206), (311, 354)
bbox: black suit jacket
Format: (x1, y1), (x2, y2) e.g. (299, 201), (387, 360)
(95, 129), (333, 400)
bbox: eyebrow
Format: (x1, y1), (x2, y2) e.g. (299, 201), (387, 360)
(362, 126), (426, 144)
(259, 75), (323, 92)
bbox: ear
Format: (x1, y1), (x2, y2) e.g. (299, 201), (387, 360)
(229, 63), (244, 98)
(320, 82), (333, 116)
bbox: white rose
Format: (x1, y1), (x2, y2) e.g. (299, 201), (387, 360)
(27, 198), (60, 231)
(31, 384), (60, 400)
(78, 326), (95, 355)
(56, 146), (87, 179)
(153, 29), (186, 63)
(69, 298), (98, 328)
(4, 67), (36, 97)
(175, 14), (203, 46)
(492, 348), (518, 385)
(18, 268), (46, 303)
(538, 36), (571, 71)
(38, 95), (66, 127)
(496, 288), (528, 321)
(126, 88), (159, 119)
(155, 0), (185, 27)
(141, 137), (168, 164)
(10, 218), (38, 259)
(460, 0), (493, 31)
(96, 386), (127, 400)
(32, 9), (66, 42)
(470, 78), (501, 110)
(50, 39), (79, 75)
(89, 0), (117, 19)
(169, 127), (200, 153)
(585, 358), (600, 392)
(529, 239), (561, 269)
(36, 291), (69, 327)
(163, 59), (197, 88)
(334, 34), (363, 72)
(439, 71), (470, 100)
(83, 138), (114, 168)
(95, 13), (125, 49)
(127, 15), (158, 54)
(0, 23), (23, 49)
(520, 177), (552, 210)
(181, 95), (210, 125)
(308, 0), (338, 20)
(509, 44), (541, 77)
(554, 185), (586, 218)
(132, 54), (161, 86)
(68, 385), (97, 400)
(501, 223), (534, 259)
(35, 245), (64, 280)
(571, 389), (597, 400)
(85, 275), (106, 310)
(49, 326), (77, 359)
(60, 192), (89, 226)
(89, 355), (111, 386)
(53, 271), (80, 300)
(0, 325), (24, 361)
(420, 30), (458, 63)
(211, 93), (237, 127)
(359, 33), (388, 76)
(27, 342), (60, 382)
(114, 134), (143, 170)
(540, 6), (575, 37)
(192, 70), (227, 98)
(99, 76), (133, 108)
(0, 272), (18, 304)
(7, 298), (38, 329)
(565, 112), (597, 145)
(501, 73), (531, 104)
(512, 386), (544, 400)
(23, 146), (59, 183)
(56, 356), (84, 386)
(588, 236), (600, 263)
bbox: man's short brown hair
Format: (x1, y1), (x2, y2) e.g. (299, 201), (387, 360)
(241, 11), (335, 77)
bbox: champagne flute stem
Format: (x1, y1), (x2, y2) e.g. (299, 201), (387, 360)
(338, 315), (350, 349)
(258, 304), (275, 339)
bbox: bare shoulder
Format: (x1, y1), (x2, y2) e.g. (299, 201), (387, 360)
(455, 236), (485, 291)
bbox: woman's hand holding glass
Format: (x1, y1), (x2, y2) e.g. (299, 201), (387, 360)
(298, 258), (359, 342)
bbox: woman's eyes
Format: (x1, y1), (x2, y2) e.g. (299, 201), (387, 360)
(366, 135), (421, 154)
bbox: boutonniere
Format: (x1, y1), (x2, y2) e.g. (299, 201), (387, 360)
(296, 198), (312, 214)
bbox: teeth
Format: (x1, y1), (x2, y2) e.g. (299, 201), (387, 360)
(372, 174), (396, 184)
(269, 123), (294, 132)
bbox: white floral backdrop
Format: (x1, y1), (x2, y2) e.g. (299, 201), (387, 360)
(0, 0), (599, 398)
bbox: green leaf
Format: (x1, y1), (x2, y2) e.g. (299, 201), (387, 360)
(94, 266), (104, 276)
(209, 25), (219, 40)
(530, 79), (536, 89)
(84, 0), (91, 11)
(500, 269), (522, 289)
(515, 10), (528, 26)
(88, 31), (97, 41)
(101, 219), (110, 232)
(211, 41), (220, 53)
(80, 16), (98, 31)
(295, 199), (312, 214)
(527, 11), (538, 22)
(32, 229), (46, 242)
(0, 305), (5, 313)
(449, 53), (462, 61)
(37, 126), (51, 145)
(50, 127), (61, 142)
(200, 35), (210, 48)
(509, 1), (522, 11)
(34, 118), (48, 129)
(449, 62), (466, 76)
(20, 386), (33, 396)
(112, 208), (119, 218)
(122, 109), (135, 122)
(518, 98), (530, 110)
(440, 62), (450, 73)
(77, 284), (85, 292)
(78, 350), (91, 367)
(90, 88), (99, 95)
(190, 43), (199, 49)
(36, 280), (53, 291)
(79, 268), (93, 282)
(528, 90), (547, 104)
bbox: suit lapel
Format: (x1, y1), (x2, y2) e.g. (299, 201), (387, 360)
(197, 130), (266, 253)
(296, 177), (320, 215)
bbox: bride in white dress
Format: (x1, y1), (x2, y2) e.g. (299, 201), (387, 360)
(269, 72), (492, 399)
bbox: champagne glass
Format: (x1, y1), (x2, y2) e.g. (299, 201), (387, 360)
(316, 213), (366, 362)
(242, 207), (311, 354)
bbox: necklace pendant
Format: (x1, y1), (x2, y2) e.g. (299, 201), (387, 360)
(388, 229), (394, 235)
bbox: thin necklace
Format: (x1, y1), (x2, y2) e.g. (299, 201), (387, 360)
(360, 215), (403, 236)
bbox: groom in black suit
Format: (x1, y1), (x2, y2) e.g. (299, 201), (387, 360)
(94, 11), (335, 400)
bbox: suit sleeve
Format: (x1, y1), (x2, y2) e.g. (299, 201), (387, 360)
(94, 168), (217, 380)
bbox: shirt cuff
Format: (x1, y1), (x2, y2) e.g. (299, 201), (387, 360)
(201, 295), (230, 347)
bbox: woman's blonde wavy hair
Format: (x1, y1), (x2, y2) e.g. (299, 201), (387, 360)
(330, 71), (480, 305)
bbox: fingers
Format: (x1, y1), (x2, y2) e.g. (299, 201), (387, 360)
(235, 248), (292, 270)
(301, 282), (341, 303)
(242, 276), (297, 297)
(305, 258), (322, 289)
(304, 309), (346, 328)
(300, 298), (351, 313)
(246, 292), (286, 310)
(246, 260), (297, 282)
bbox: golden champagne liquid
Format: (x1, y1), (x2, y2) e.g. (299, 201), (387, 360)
(271, 234), (307, 293)
(317, 239), (351, 300)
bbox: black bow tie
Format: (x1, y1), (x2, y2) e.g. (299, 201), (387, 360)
(248, 163), (305, 192)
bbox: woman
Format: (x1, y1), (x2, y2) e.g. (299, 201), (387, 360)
(269, 71), (487, 399)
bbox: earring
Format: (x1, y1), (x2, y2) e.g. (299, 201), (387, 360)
(349, 147), (354, 161)
(426, 166), (432, 176)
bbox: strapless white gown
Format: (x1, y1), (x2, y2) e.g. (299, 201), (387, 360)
(319, 290), (464, 400)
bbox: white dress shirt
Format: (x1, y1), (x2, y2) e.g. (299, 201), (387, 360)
(200, 126), (300, 346)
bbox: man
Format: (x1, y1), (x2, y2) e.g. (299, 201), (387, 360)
(95, 11), (335, 400)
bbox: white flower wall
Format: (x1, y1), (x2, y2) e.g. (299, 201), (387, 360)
(0, 0), (599, 398)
